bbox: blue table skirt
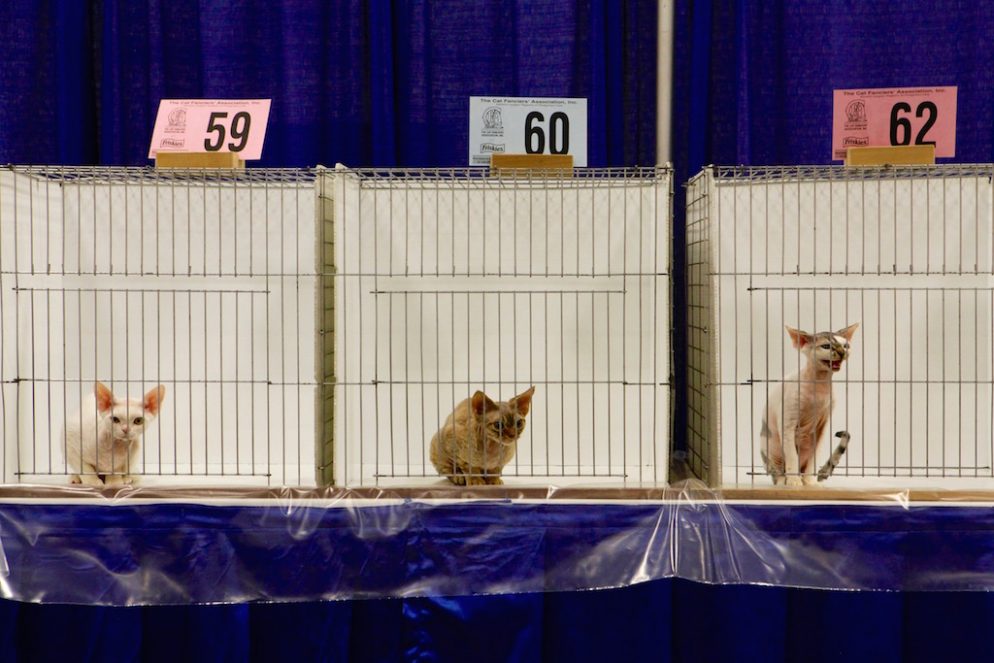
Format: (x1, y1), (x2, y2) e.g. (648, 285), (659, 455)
(3, 499), (994, 604)
(3, 580), (994, 663)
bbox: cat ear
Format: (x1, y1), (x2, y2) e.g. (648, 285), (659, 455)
(471, 391), (497, 416)
(143, 385), (166, 415)
(785, 326), (813, 349)
(94, 382), (114, 413)
(836, 322), (860, 341)
(511, 386), (536, 416)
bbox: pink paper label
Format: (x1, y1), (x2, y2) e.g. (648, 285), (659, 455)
(832, 86), (956, 160)
(148, 99), (272, 160)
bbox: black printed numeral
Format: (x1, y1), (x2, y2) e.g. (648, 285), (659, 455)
(524, 112), (570, 155)
(889, 101), (937, 147)
(203, 111), (253, 152)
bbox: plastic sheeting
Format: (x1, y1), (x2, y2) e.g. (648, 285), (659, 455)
(2, 481), (994, 605)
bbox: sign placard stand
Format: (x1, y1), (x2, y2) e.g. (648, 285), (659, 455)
(490, 153), (573, 177)
(845, 144), (936, 166)
(155, 152), (245, 169)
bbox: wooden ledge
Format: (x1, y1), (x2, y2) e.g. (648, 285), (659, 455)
(0, 483), (991, 503)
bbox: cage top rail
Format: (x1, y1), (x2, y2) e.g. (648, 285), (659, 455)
(3, 165), (318, 184)
(331, 165), (671, 179)
(3, 164), (673, 185)
(705, 163), (994, 182)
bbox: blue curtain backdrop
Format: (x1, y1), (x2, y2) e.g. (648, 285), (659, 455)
(0, 0), (656, 167)
(6, 1), (994, 661)
(5, 582), (994, 662)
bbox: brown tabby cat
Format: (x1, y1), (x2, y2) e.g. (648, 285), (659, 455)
(430, 386), (535, 486)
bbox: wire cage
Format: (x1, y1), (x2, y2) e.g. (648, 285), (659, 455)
(326, 166), (672, 487)
(0, 166), (325, 487)
(687, 164), (994, 488)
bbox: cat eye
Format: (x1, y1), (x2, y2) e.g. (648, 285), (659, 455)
(112, 416), (121, 424)
(820, 344), (831, 349)
(133, 417), (144, 426)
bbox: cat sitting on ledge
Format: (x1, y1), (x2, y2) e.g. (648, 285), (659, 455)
(66, 382), (166, 487)
(430, 386), (535, 486)
(760, 324), (858, 487)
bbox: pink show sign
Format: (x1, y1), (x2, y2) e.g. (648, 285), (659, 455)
(148, 99), (272, 160)
(832, 86), (956, 161)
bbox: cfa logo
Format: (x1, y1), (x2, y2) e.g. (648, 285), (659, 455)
(845, 100), (867, 124)
(166, 108), (187, 130)
(482, 107), (503, 130)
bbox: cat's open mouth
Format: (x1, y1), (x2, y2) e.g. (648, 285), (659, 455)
(823, 359), (844, 371)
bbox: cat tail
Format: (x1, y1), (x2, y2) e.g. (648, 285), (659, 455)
(816, 431), (850, 481)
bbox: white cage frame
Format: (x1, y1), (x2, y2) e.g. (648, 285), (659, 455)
(0, 166), (326, 487)
(327, 166), (673, 487)
(687, 164), (994, 488)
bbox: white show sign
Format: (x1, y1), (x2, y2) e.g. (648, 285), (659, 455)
(468, 96), (587, 166)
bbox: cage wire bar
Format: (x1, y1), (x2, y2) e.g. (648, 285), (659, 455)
(687, 164), (994, 488)
(327, 166), (672, 487)
(0, 166), (324, 487)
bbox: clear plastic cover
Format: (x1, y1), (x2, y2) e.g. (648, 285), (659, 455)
(1, 480), (993, 605)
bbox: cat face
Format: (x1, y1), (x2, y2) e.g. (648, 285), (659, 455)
(95, 382), (166, 443)
(471, 386), (536, 444)
(786, 323), (859, 372)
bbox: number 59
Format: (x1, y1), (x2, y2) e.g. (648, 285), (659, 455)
(204, 111), (252, 152)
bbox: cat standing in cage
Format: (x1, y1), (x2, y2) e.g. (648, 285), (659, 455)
(65, 382), (166, 487)
(430, 386), (535, 486)
(760, 324), (858, 486)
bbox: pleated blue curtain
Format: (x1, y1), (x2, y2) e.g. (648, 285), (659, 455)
(672, 0), (994, 179)
(0, 0), (656, 167)
(6, 582), (994, 662)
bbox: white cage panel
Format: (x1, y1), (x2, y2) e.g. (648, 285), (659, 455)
(688, 165), (994, 488)
(0, 167), (320, 486)
(331, 168), (671, 486)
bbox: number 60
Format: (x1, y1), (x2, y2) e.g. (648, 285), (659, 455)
(525, 111), (570, 155)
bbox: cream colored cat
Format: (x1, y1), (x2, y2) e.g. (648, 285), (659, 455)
(65, 382), (166, 486)
(760, 324), (858, 486)
(430, 386), (535, 486)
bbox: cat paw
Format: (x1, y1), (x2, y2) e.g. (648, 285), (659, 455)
(465, 476), (489, 487)
(121, 475), (139, 486)
(784, 476), (803, 487)
(771, 476), (785, 486)
(78, 474), (105, 487)
(69, 474), (81, 485)
(483, 475), (504, 486)
(802, 475), (818, 486)
(104, 475), (125, 487)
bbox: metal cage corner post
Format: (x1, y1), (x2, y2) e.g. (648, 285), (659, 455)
(0, 166), (326, 488)
(329, 167), (674, 488)
(686, 164), (994, 489)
